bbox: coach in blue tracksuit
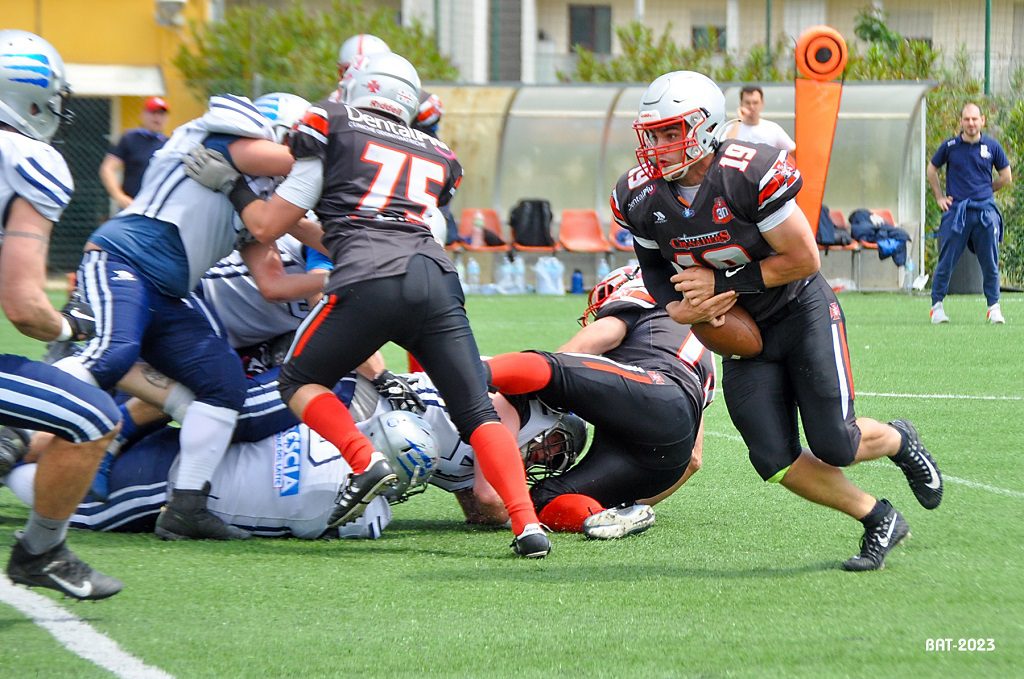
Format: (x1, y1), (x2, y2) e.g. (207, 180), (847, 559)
(926, 102), (1012, 325)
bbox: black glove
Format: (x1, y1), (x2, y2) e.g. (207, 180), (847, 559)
(60, 293), (96, 341)
(372, 370), (426, 414)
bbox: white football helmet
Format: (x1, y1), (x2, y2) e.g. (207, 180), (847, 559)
(340, 52), (421, 125)
(521, 409), (588, 482)
(365, 410), (439, 504)
(253, 92), (311, 144)
(634, 71), (725, 181)
(0, 30), (72, 142)
(337, 33), (391, 73)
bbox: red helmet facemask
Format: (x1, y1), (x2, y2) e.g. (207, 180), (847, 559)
(633, 107), (712, 181)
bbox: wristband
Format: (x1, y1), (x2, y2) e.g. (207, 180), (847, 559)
(227, 176), (260, 213)
(713, 262), (766, 295)
(56, 316), (73, 341)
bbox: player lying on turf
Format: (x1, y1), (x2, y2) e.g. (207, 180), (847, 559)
(485, 265), (716, 539)
(0, 372), (586, 540)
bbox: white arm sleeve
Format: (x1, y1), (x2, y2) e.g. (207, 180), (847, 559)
(274, 158), (324, 210)
(757, 199), (796, 232)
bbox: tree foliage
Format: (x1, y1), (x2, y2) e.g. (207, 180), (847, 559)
(569, 22), (791, 84)
(173, 0), (458, 103)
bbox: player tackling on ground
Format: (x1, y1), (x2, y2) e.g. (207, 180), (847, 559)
(610, 70), (943, 571)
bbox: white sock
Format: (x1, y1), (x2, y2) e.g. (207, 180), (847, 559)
(173, 402), (238, 491)
(4, 464), (36, 506)
(51, 356), (99, 387)
(163, 383), (196, 423)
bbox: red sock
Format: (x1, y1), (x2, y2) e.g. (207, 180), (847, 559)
(469, 422), (537, 534)
(487, 352), (552, 394)
(538, 494), (605, 533)
(301, 392), (374, 473)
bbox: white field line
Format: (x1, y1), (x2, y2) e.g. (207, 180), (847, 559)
(705, 430), (1024, 500)
(859, 391), (1022, 401)
(0, 576), (174, 679)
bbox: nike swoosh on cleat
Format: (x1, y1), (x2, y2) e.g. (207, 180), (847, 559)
(877, 519), (897, 548)
(48, 573), (93, 599)
(921, 456), (942, 490)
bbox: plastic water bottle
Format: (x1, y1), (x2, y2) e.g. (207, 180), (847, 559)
(903, 258), (915, 292)
(596, 256), (611, 282)
(496, 256), (515, 294)
(455, 257), (466, 284)
(570, 269), (585, 294)
(471, 211), (485, 247)
(466, 257), (481, 293)
(512, 255), (526, 294)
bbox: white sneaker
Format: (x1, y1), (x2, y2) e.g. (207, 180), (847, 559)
(987, 304), (1006, 324)
(930, 302), (950, 324)
(582, 504), (655, 540)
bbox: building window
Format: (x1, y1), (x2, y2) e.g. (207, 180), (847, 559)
(692, 25), (727, 52)
(569, 5), (612, 54)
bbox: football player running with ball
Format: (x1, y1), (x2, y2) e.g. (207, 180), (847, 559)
(611, 71), (943, 571)
(183, 53), (548, 558)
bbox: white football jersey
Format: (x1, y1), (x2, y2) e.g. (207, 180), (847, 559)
(201, 234), (312, 347)
(122, 95), (277, 292)
(184, 423), (391, 539)
(0, 129), (73, 232)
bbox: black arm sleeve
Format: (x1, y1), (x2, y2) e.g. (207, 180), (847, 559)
(634, 244), (683, 308)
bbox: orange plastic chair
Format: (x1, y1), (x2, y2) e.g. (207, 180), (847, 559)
(820, 209), (860, 252)
(607, 220), (635, 252)
(558, 209), (611, 253)
(457, 208), (509, 253)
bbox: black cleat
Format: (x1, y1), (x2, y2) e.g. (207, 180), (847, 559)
(0, 426), (31, 479)
(7, 532), (123, 600)
(327, 452), (397, 528)
(510, 523), (551, 558)
(842, 499), (910, 572)
(889, 419), (943, 510)
(155, 484), (251, 540)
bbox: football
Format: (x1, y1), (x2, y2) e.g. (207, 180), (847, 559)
(690, 305), (763, 359)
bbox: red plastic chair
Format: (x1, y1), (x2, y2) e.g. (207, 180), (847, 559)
(558, 209), (611, 253)
(820, 209), (860, 252)
(457, 208), (509, 253)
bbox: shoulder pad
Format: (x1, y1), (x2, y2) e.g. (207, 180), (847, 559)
(202, 94), (275, 140)
(1, 134), (73, 222)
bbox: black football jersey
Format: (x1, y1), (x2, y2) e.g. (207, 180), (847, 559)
(597, 299), (716, 411)
(610, 140), (810, 321)
(290, 102), (462, 289)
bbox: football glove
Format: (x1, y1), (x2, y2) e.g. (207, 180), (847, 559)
(371, 371), (426, 414)
(183, 147), (240, 194)
(0, 426), (31, 478)
(60, 293), (97, 341)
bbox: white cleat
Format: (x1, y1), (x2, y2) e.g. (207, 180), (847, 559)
(987, 303), (1005, 324)
(582, 504), (655, 540)
(930, 302), (950, 324)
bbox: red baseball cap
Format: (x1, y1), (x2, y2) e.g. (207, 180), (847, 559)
(144, 96), (169, 112)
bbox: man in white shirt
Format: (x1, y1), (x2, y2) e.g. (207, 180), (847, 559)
(725, 85), (796, 153)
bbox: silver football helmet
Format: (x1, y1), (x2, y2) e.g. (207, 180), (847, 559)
(521, 409), (588, 483)
(633, 70), (725, 181)
(365, 410), (439, 504)
(339, 51), (419, 124)
(0, 30), (72, 142)
(340, 52), (421, 125)
(337, 33), (391, 73)
(253, 92), (311, 144)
